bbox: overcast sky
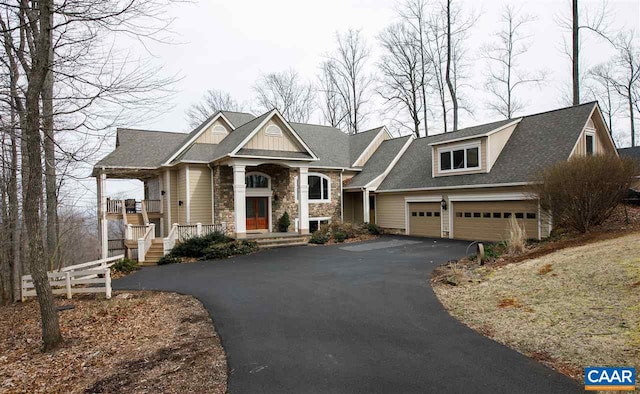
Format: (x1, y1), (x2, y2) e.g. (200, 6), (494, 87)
(87, 0), (639, 207)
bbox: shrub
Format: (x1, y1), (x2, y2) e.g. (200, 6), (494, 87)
(484, 242), (505, 259)
(333, 230), (348, 243)
(202, 240), (258, 260)
(171, 231), (231, 258)
(277, 212), (291, 232)
(506, 216), (527, 255)
(112, 258), (138, 273)
(157, 254), (181, 265)
(533, 155), (637, 233)
(309, 231), (329, 244)
(363, 222), (382, 235)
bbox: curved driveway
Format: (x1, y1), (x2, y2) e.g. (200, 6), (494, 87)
(115, 236), (580, 393)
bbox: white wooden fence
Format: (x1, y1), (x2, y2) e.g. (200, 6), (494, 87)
(176, 222), (226, 242)
(138, 224), (155, 263)
(21, 255), (123, 301)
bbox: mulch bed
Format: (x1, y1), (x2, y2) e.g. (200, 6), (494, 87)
(0, 292), (227, 393)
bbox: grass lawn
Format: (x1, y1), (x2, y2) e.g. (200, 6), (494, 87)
(433, 232), (640, 384)
(0, 292), (227, 393)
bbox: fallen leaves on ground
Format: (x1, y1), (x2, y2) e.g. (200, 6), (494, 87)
(0, 292), (227, 393)
(433, 232), (640, 384)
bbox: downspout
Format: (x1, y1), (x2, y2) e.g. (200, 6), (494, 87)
(340, 169), (344, 222)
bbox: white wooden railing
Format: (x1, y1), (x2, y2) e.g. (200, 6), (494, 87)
(143, 199), (161, 213)
(176, 222), (226, 242)
(138, 223), (155, 263)
(141, 200), (150, 225)
(21, 255), (123, 301)
(164, 223), (179, 254)
(126, 224), (149, 240)
(106, 199), (123, 214)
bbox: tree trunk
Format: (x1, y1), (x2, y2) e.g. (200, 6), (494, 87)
(419, 22), (429, 137)
(572, 0), (580, 105)
(43, 13), (58, 271)
(630, 89), (636, 147)
(9, 108), (21, 303)
(23, 0), (62, 351)
(445, 0), (458, 131)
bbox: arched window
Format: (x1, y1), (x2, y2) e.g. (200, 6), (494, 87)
(245, 173), (270, 188)
(265, 124), (283, 136)
(295, 173), (330, 202)
(212, 124), (227, 134)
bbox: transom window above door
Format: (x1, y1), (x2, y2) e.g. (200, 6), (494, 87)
(245, 173), (270, 188)
(439, 144), (480, 172)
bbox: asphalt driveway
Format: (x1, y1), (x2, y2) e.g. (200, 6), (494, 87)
(115, 236), (581, 393)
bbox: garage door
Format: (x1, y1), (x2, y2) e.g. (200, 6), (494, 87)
(408, 202), (441, 237)
(452, 201), (538, 242)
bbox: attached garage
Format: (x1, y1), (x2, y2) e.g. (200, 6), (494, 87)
(452, 200), (539, 242)
(408, 202), (441, 237)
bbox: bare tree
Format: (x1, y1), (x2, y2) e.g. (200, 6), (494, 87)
(445, 0), (459, 130)
(483, 6), (545, 119)
(377, 23), (423, 137)
(254, 69), (315, 123)
(424, 9), (449, 132)
(327, 29), (372, 134)
(557, 0), (613, 105)
(317, 60), (345, 128)
(611, 31), (640, 146)
(186, 89), (244, 129)
(587, 62), (622, 133)
(397, 0), (431, 136)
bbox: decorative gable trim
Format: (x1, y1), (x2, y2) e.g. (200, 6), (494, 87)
(162, 112), (237, 166)
(229, 109), (319, 160)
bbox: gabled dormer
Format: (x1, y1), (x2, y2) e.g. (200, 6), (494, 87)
(430, 119), (521, 177)
(570, 105), (617, 157)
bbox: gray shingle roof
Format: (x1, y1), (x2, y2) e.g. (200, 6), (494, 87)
(290, 122), (351, 167)
(346, 136), (411, 189)
(235, 148), (314, 159)
(221, 111), (256, 127)
(378, 102), (597, 191)
(95, 129), (187, 168)
(349, 126), (385, 165)
(618, 146), (640, 163)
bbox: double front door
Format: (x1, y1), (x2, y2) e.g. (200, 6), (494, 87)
(246, 197), (268, 230)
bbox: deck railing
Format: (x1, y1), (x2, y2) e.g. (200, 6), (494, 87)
(106, 199), (123, 214)
(144, 199), (161, 213)
(126, 224), (150, 240)
(138, 223), (155, 263)
(176, 223), (226, 242)
(164, 223), (179, 254)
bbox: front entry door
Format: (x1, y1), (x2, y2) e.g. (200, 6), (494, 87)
(246, 197), (269, 231)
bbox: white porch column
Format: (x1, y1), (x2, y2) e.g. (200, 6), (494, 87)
(96, 170), (108, 259)
(233, 165), (247, 238)
(298, 166), (309, 234)
(363, 189), (370, 223)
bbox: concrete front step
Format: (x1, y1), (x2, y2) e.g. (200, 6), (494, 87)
(259, 241), (309, 249)
(255, 237), (307, 245)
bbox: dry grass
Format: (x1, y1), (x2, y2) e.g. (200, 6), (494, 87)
(506, 216), (527, 255)
(0, 292), (227, 393)
(434, 232), (640, 384)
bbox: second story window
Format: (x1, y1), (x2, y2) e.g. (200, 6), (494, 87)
(586, 132), (595, 155)
(440, 145), (480, 172)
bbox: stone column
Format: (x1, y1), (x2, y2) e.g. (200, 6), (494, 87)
(233, 165), (247, 238)
(298, 167), (309, 234)
(96, 170), (108, 259)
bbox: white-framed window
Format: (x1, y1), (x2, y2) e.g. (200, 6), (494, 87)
(212, 124), (227, 134)
(295, 173), (331, 203)
(585, 131), (595, 155)
(245, 172), (271, 189)
(439, 143), (481, 173)
(265, 124), (283, 136)
(295, 217), (331, 232)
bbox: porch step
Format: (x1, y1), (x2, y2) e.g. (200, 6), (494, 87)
(126, 213), (144, 225)
(254, 236), (309, 249)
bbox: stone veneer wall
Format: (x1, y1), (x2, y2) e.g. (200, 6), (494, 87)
(212, 165), (235, 234)
(212, 164), (343, 234)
